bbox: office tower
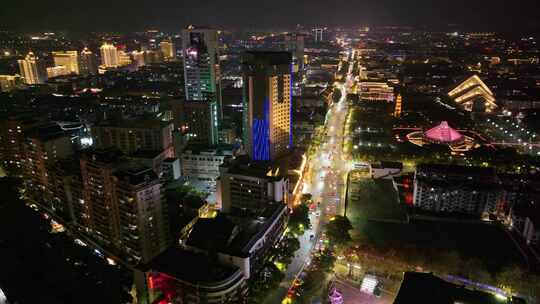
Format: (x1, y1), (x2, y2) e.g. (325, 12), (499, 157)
(242, 51), (292, 161)
(17, 51), (47, 84)
(217, 156), (289, 213)
(174, 100), (218, 145)
(284, 33), (305, 74)
(182, 26), (222, 128)
(160, 40), (176, 60)
(52, 51), (79, 74)
(79, 149), (170, 264)
(312, 27), (326, 42)
(132, 50), (146, 68)
(100, 43), (119, 68)
(0, 75), (24, 92)
(79, 47), (98, 75)
(92, 117), (174, 156)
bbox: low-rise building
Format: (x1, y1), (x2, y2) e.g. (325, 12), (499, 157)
(181, 145), (234, 181)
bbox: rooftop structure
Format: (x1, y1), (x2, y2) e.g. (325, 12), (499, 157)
(448, 75), (497, 113)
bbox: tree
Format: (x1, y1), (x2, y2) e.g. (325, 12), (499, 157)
(326, 215), (353, 246)
(289, 204), (311, 236)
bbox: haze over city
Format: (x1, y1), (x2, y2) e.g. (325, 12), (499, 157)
(1, 2), (540, 304)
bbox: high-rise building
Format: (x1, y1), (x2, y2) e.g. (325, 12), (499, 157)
(17, 51), (47, 84)
(0, 114), (40, 174)
(217, 156), (289, 214)
(100, 43), (119, 68)
(132, 50), (146, 68)
(160, 40), (176, 60)
(79, 47), (98, 75)
(182, 26), (222, 130)
(242, 51), (292, 161)
(174, 100), (219, 145)
(118, 50), (132, 66)
(413, 164), (500, 216)
(22, 125), (74, 208)
(78, 149), (170, 264)
(52, 51), (80, 74)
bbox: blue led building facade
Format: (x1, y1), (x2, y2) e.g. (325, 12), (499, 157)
(242, 51), (292, 161)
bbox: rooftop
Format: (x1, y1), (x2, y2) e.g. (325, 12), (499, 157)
(394, 272), (509, 304)
(423, 121), (464, 144)
(149, 247), (240, 285)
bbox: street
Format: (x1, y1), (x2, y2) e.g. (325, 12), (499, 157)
(264, 49), (356, 304)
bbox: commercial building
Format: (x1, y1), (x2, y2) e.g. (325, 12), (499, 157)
(52, 51), (80, 74)
(217, 156), (289, 213)
(242, 51), (292, 161)
(181, 145), (233, 180)
(186, 203), (288, 279)
(358, 82), (395, 102)
(18, 51), (47, 84)
(141, 247), (247, 304)
(47, 65), (70, 78)
(100, 42), (119, 68)
(284, 33), (305, 74)
(182, 26), (222, 126)
(160, 40), (176, 60)
(413, 164), (500, 216)
(79, 47), (98, 75)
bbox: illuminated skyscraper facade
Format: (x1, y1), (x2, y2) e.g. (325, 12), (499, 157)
(182, 26), (221, 140)
(242, 51), (292, 161)
(160, 40), (176, 60)
(100, 43), (119, 68)
(17, 51), (47, 84)
(79, 47), (98, 75)
(52, 51), (79, 74)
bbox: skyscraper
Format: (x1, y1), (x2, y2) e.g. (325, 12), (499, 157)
(78, 149), (170, 264)
(242, 51), (292, 161)
(79, 47), (98, 75)
(17, 51), (47, 84)
(160, 40), (176, 61)
(182, 25), (221, 137)
(52, 51), (80, 74)
(174, 99), (218, 145)
(100, 43), (119, 68)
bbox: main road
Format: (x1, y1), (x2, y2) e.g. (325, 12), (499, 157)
(264, 49), (356, 304)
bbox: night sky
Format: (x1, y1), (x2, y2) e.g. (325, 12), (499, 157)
(1, 0), (540, 32)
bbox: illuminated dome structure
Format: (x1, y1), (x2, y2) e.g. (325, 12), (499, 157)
(423, 121), (464, 145)
(406, 121), (478, 153)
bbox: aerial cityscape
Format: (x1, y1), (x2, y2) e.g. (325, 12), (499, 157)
(1, 1), (540, 304)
